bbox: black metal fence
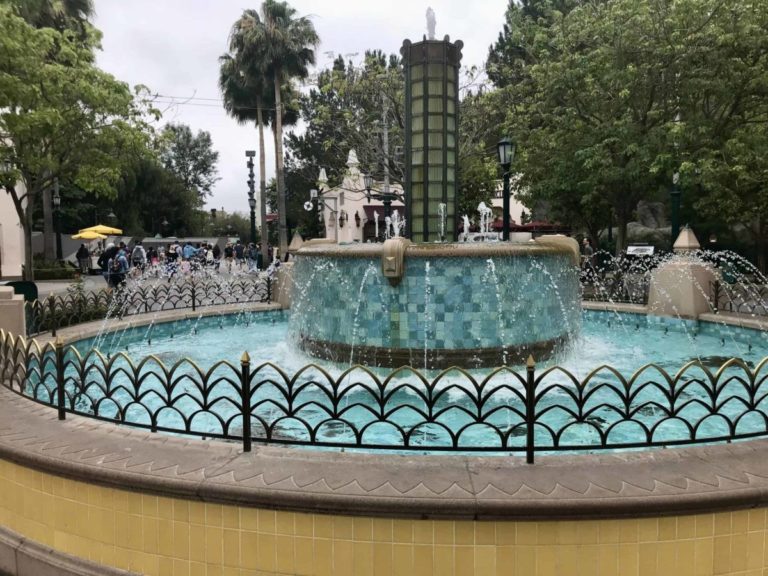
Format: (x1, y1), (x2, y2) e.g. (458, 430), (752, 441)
(2, 329), (766, 463)
(580, 257), (651, 305)
(711, 280), (768, 316)
(581, 272), (650, 305)
(25, 276), (272, 336)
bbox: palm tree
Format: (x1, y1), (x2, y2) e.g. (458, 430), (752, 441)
(219, 40), (273, 267)
(12, 0), (94, 32)
(232, 0), (319, 259)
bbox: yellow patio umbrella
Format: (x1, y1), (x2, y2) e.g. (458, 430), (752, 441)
(79, 224), (123, 235)
(71, 230), (107, 240)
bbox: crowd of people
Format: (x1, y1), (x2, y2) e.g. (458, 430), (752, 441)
(91, 240), (273, 289)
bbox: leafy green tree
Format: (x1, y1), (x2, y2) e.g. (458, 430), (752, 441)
(0, 8), (149, 279)
(457, 90), (505, 221)
(158, 123), (220, 206)
(109, 156), (203, 237)
(486, 0), (583, 89)
(496, 0), (681, 252)
(679, 0), (768, 268)
(3, 0), (93, 35)
(491, 0), (768, 262)
(230, 0), (319, 258)
(286, 52), (404, 189)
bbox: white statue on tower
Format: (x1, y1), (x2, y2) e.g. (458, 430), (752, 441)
(426, 7), (436, 40)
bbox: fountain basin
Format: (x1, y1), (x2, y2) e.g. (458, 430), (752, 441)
(289, 239), (581, 369)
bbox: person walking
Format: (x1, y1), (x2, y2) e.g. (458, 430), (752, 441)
(131, 241), (147, 275)
(234, 240), (245, 269)
(107, 246), (129, 290)
(223, 242), (234, 273)
(212, 243), (221, 271)
(247, 242), (259, 271)
(97, 243), (118, 285)
(75, 244), (90, 274)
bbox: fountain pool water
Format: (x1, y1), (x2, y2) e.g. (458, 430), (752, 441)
(53, 307), (768, 453)
(26, 242), (768, 453)
(74, 309), (768, 380)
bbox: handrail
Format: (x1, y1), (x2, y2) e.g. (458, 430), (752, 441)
(24, 276), (272, 336)
(1, 327), (766, 464)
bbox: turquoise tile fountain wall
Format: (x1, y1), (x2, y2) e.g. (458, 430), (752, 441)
(290, 246), (580, 368)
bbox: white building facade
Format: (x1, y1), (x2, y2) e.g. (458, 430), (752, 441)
(317, 150), (404, 243)
(0, 184), (25, 278)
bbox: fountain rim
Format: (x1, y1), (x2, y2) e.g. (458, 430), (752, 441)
(15, 302), (768, 520)
(1, 383), (768, 521)
(295, 239), (577, 260)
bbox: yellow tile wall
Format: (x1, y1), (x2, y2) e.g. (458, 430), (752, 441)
(0, 458), (767, 576)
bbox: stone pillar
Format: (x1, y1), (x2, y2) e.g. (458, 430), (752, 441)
(648, 228), (718, 319)
(0, 287), (25, 336)
(271, 262), (294, 309)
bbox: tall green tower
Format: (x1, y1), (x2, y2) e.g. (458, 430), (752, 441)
(401, 35), (463, 242)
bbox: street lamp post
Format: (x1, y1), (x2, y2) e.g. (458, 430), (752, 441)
(52, 178), (62, 261)
(246, 151), (257, 244)
(363, 173), (402, 221)
(496, 138), (517, 242)
(670, 171), (681, 249)
(305, 188), (339, 243)
(248, 197), (256, 242)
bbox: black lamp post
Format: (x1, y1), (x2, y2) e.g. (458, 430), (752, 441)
(246, 150), (257, 244)
(248, 196), (257, 243)
(496, 137), (517, 241)
(363, 173), (401, 220)
(670, 171), (681, 250)
(52, 178), (62, 261)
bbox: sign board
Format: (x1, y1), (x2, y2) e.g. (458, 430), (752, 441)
(626, 245), (655, 256)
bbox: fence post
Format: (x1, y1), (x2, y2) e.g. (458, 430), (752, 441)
(525, 354), (536, 464)
(266, 277), (272, 303)
(191, 281), (197, 312)
(55, 337), (66, 420)
(711, 280), (720, 314)
(49, 295), (57, 337)
(240, 351), (252, 453)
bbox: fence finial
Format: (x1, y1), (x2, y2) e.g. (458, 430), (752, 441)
(241, 351), (250, 363)
(526, 354), (536, 368)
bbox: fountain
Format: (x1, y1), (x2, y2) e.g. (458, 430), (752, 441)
(285, 28), (584, 369)
(289, 238), (581, 369)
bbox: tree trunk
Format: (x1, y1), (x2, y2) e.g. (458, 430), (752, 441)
(257, 100), (269, 267)
(273, 71), (288, 260)
(23, 195), (35, 281)
(615, 215), (629, 256)
(757, 216), (766, 274)
(42, 185), (55, 261)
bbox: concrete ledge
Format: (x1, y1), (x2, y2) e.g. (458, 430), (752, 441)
(7, 303), (768, 522)
(34, 301), (283, 345)
(0, 524), (138, 576)
(3, 385), (768, 521)
(581, 301), (649, 315)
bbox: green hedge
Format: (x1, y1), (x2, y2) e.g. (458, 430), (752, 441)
(34, 268), (78, 280)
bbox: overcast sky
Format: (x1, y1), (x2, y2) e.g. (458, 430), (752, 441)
(93, 1), (508, 214)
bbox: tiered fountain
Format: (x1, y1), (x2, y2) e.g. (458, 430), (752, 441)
(287, 30), (584, 369)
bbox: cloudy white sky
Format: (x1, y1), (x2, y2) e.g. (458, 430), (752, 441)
(93, 1), (508, 213)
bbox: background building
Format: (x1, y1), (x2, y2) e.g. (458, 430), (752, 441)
(318, 150), (404, 243)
